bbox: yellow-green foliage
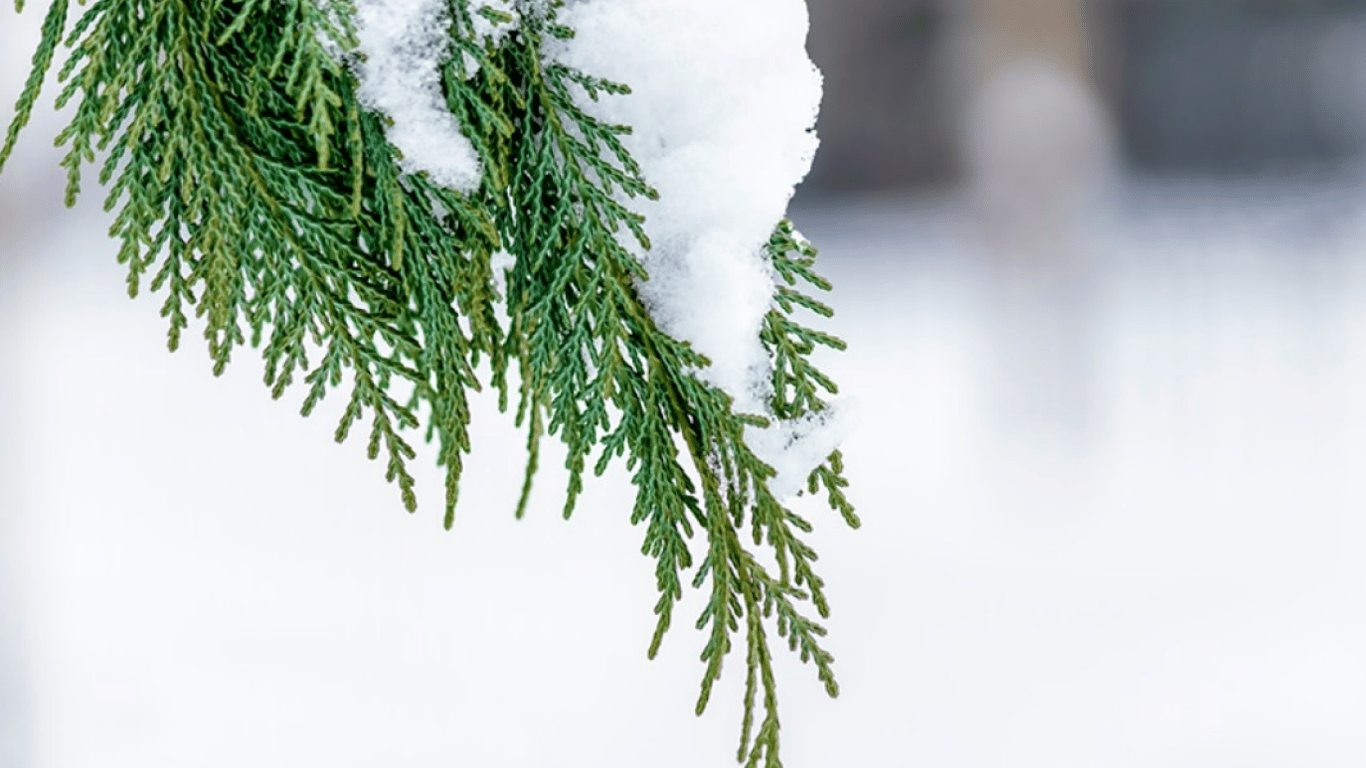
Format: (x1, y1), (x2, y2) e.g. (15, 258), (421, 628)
(2, 2), (858, 765)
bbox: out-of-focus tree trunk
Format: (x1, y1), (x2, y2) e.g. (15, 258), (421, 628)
(958, 0), (1115, 439)
(958, 0), (1117, 260)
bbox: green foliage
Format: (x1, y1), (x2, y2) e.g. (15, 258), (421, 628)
(763, 221), (859, 531)
(3, 1), (858, 764)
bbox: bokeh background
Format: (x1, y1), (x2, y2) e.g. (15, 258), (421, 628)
(5, 1), (1366, 765)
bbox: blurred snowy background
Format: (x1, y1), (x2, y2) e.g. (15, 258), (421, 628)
(5, 1), (1366, 766)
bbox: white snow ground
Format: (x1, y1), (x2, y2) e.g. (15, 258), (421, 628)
(4, 170), (1366, 767)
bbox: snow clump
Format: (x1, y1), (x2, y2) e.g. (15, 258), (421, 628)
(548, 0), (846, 496)
(352, 0), (510, 191)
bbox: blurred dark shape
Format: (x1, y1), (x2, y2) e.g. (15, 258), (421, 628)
(804, 0), (959, 192)
(801, 0), (1366, 195)
(1097, 0), (1366, 173)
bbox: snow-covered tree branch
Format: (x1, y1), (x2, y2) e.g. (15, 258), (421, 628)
(1, 0), (858, 763)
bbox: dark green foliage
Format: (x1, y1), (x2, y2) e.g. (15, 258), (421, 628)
(3, 1), (858, 764)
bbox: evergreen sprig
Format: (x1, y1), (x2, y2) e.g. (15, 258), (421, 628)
(2, 1), (858, 765)
(762, 221), (859, 530)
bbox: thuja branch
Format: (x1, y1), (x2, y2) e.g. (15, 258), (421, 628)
(2, 1), (859, 765)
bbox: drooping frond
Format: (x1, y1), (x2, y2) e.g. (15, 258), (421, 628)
(2, 2), (859, 765)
